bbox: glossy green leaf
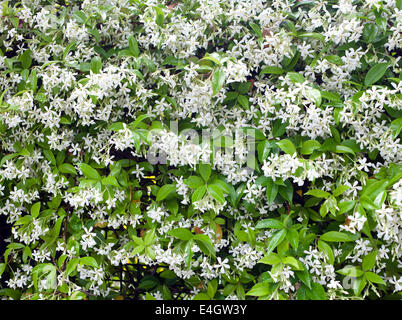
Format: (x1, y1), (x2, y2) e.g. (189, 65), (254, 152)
(212, 68), (225, 96)
(208, 184), (226, 204)
(31, 202), (41, 219)
(300, 140), (321, 155)
(168, 228), (194, 241)
(192, 184), (207, 202)
(156, 184), (176, 201)
(365, 272), (385, 285)
(59, 163), (77, 175)
(364, 63), (389, 86)
(199, 163), (211, 182)
(260, 66), (285, 75)
(276, 139), (297, 156)
(255, 218), (284, 229)
(266, 229), (287, 254)
(362, 251), (377, 271)
(80, 163), (101, 180)
(305, 189), (330, 199)
(320, 231), (357, 242)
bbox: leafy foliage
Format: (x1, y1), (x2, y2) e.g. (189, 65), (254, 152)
(0, 0), (401, 301)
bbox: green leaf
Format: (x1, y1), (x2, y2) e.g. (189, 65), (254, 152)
(234, 81), (252, 94)
(390, 118), (402, 138)
(365, 272), (385, 285)
(267, 229), (287, 254)
(101, 175), (119, 187)
(376, 16), (387, 31)
(168, 228), (194, 241)
(185, 176), (205, 189)
(128, 35), (140, 57)
(23, 246), (31, 263)
(260, 66), (285, 75)
(212, 68), (225, 96)
(324, 55), (344, 66)
(207, 279), (218, 298)
(156, 184), (176, 201)
(279, 179), (293, 203)
(360, 195), (379, 211)
(304, 88), (322, 106)
(201, 53), (222, 66)
(73, 10), (86, 24)
(286, 228), (299, 250)
(80, 163), (101, 180)
(249, 22), (262, 38)
(338, 200), (356, 214)
(246, 283), (270, 297)
(237, 95), (249, 109)
(320, 200), (329, 217)
(154, 6), (165, 27)
(0, 289), (21, 300)
(66, 258), (79, 276)
(272, 119), (288, 137)
(335, 145), (355, 156)
(192, 184), (207, 202)
(300, 140), (321, 155)
(305, 189), (330, 199)
(295, 264), (312, 289)
(62, 42), (77, 61)
(208, 184), (226, 204)
(58, 163), (77, 175)
(198, 163), (211, 182)
(320, 231), (357, 242)
(0, 87), (10, 107)
(282, 257), (302, 270)
(354, 277), (367, 296)
(364, 63), (389, 86)
(31, 202), (41, 219)
(330, 125), (341, 144)
(333, 185), (350, 197)
(255, 176), (270, 187)
(255, 218), (284, 229)
(287, 72), (305, 84)
(363, 23), (379, 43)
(87, 26), (100, 42)
(257, 140), (271, 162)
(32, 263), (57, 290)
(41, 215), (65, 245)
(15, 216), (33, 226)
(373, 190), (387, 208)
(341, 140), (362, 154)
(20, 50), (32, 69)
(211, 179), (230, 194)
(297, 32), (325, 42)
(43, 149), (56, 166)
(130, 114), (153, 129)
(265, 178), (279, 205)
(108, 122), (124, 132)
(194, 234), (216, 258)
(193, 293), (211, 300)
(362, 251), (377, 271)
(79, 257), (98, 268)
(309, 283), (326, 300)
(0, 263), (6, 277)
(317, 240), (334, 265)
(144, 229), (156, 246)
(90, 56), (102, 74)
(276, 139), (297, 156)
(258, 253), (281, 265)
